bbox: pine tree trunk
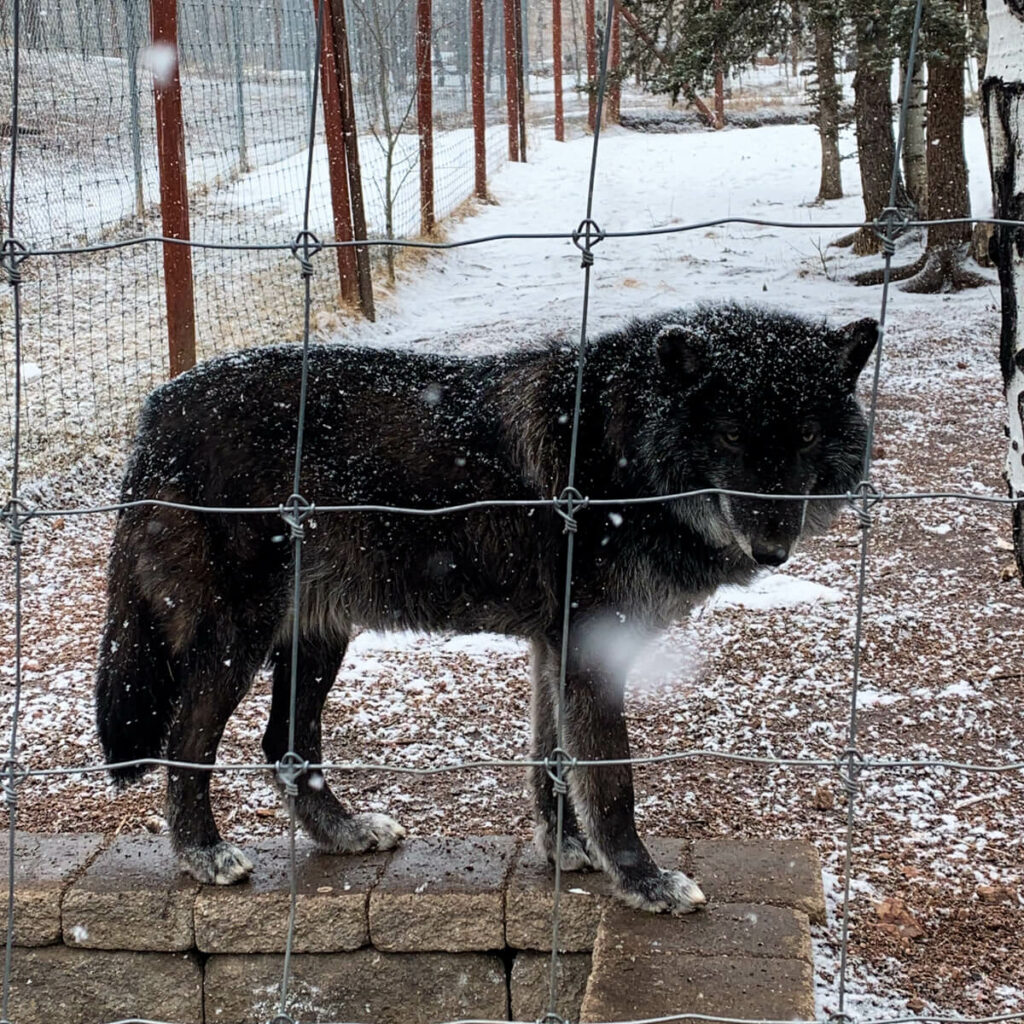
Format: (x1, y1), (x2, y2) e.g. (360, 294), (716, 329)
(924, 52), (971, 253)
(901, 53), (927, 213)
(901, 1), (988, 293)
(852, 22), (900, 255)
(813, 8), (842, 201)
(983, 0), (1024, 580)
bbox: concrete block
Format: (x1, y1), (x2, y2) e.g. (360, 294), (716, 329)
(369, 836), (517, 952)
(205, 950), (508, 1024)
(5, 946), (201, 1024)
(0, 832), (104, 946)
(505, 838), (686, 952)
(510, 951), (592, 1023)
(195, 837), (389, 953)
(581, 899), (815, 1023)
(598, 903), (813, 964)
(581, 949), (814, 1022)
(62, 835), (198, 951)
(691, 839), (827, 924)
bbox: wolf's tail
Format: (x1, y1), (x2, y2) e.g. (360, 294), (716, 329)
(95, 535), (180, 786)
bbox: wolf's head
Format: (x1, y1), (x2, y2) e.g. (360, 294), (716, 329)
(644, 303), (878, 567)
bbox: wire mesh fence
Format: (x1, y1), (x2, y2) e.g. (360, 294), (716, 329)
(3, 0), (1024, 1022)
(0, 0), (518, 475)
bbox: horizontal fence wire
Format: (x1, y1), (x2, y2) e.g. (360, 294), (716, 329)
(4, 487), (1024, 521)
(10, 750), (1024, 780)
(3, 0), (1023, 1020)
(7, 215), (1024, 260)
(22, 1011), (1024, 1024)
(73, 1015), (1024, 1024)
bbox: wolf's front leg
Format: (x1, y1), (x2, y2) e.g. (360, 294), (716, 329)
(528, 640), (592, 872)
(561, 638), (706, 914)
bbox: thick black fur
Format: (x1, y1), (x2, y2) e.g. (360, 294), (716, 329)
(96, 302), (877, 907)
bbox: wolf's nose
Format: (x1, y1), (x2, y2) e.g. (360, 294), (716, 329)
(751, 542), (790, 566)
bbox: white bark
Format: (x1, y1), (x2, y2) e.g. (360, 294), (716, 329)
(986, 0), (1024, 80)
(984, 0), (1024, 568)
(902, 57), (927, 212)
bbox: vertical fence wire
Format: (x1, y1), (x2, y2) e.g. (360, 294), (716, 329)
(3, 2), (1023, 1022)
(1, 0), (24, 1018)
(835, 0), (924, 1012)
(276, 0), (328, 1015)
(547, 0), (615, 1014)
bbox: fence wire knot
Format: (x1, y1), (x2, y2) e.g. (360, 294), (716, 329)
(290, 230), (322, 278)
(873, 206), (910, 256)
(555, 487), (588, 534)
(279, 494), (313, 541)
(268, 1016), (297, 1024)
(828, 1012), (857, 1024)
(275, 753), (308, 797)
(544, 748), (576, 795)
(2, 498), (33, 546)
(0, 237), (28, 286)
(572, 218), (605, 268)
(847, 480), (882, 530)
(838, 747), (865, 797)
(2, 761), (27, 812)
(538, 1014), (569, 1024)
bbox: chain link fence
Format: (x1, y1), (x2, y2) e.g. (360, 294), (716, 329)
(3, 0), (1024, 1022)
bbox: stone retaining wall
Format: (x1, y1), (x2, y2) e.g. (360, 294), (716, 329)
(1, 832), (825, 1024)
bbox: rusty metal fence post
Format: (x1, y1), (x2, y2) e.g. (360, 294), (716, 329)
(608, 4), (621, 124)
(713, 0), (725, 128)
(553, 0), (564, 141)
(503, 0), (521, 160)
(471, 0), (488, 197)
(513, 0), (526, 160)
(150, 0), (197, 378)
(316, 0), (359, 307)
(332, 0), (375, 321)
(585, 0), (596, 132)
(417, 0), (435, 235)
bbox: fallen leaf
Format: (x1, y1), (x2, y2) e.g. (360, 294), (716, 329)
(874, 898), (925, 940)
(812, 785), (834, 811)
(977, 885), (1014, 904)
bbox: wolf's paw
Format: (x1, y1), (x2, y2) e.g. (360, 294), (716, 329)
(179, 841), (254, 885)
(618, 869), (706, 915)
(314, 811), (406, 854)
(535, 825), (593, 872)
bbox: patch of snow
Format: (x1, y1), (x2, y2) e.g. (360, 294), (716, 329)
(705, 573), (846, 611)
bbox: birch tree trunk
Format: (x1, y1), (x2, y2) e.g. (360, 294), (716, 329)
(984, 0), (1024, 577)
(901, 52), (927, 213)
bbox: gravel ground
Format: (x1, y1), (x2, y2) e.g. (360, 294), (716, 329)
(2, 301), (1022, 1019)
(1, 112), (1022, 1018)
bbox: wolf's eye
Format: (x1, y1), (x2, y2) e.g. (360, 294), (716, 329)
(718, 429), (741, 449)
(800, 424), (820, 448)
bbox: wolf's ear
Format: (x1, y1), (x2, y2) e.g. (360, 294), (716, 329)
(833, 317), (879, 382)
(655, 324), (704, 381)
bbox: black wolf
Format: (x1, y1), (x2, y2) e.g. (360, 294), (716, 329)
(97, 302), (877, 913)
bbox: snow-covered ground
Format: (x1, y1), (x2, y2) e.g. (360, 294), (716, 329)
(3, 110), (1022, 1019)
